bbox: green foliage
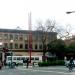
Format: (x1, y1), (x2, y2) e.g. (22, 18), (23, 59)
(68, 43), (75, 51)
(47, 39), (75, 59)
(38, 60), (65, 67)
(48, 39), (66, 53)
(65, 43), (75, 54)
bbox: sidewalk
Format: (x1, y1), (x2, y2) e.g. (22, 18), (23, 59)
(16, 65), (66, 69)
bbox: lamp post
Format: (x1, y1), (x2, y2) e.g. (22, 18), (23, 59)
(0, 42), (3, 61)
(0, 42), (6, 67)
(66, 11), (75, 14)
(66, 11), (75, 58)
(10, 40), (13, 68)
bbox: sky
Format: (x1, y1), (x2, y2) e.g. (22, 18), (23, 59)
(0, 0), (75, 34)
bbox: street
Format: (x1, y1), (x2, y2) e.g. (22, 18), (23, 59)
(0, 66), (75, 75)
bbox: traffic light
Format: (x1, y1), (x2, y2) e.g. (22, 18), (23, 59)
(3, 47), (9, 52)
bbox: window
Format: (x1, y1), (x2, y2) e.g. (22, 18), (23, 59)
(35, 44), (38, 49)
(19, 44), (23, 49)
(24, 35), (28, 41)
(17, 57), (20, 60)
(25, 44), (28, 49)
(14, 34), (18, 41)
(25, 57), (29, 60)
(31, 57), (34, 60)
(9, 34), (13, 40)
(39, 44), (43, 49)
(0, 34), (3, 40)
(19, 34), (23, 41)
(4, 43), (8, 48)
(8, 57), (11, 60)
(6, 53), (11, 56)
(4, 34), (8, 40)
(33, 32), (39, 41)
(9, 43), (13, 49)
(13, 57), (16, 60)
(35, 57), (39, 60)
(21, 57), (25, 60)
(15, 43), (18, 49)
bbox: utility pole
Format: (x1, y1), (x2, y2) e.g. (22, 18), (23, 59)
(28, 12), (32, 63)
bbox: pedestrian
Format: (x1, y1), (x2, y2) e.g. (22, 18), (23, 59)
(69, 57), (74, 66)
(0, 60), (2, 70)
(64, 56), (67, 66)
(32, 62), (35, 67)
(26, 59), (29, 68)
(68, 57), (74, 72)
(23, 59), (26, 66)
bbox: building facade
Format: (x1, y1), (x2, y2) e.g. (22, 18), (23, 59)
(0, 29), (57, 61)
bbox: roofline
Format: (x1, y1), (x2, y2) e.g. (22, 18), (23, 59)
(0, 28), (57, 34)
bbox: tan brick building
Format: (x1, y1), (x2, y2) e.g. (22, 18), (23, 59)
(0, 29), (57, 61)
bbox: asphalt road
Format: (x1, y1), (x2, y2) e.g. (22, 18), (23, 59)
(0, 66), (75, 75)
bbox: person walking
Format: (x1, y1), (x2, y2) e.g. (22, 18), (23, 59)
(26, 59), (29, 68)
(0, 60), (2, 70)
(68, 57), (74, 72)
(64, 56), (67, 66)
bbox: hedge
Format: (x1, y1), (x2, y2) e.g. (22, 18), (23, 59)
(38, 60), (65, 67)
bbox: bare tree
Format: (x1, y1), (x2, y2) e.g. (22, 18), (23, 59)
(55, 24), (72, 39)
(35, 19), (71, 61)
(36, 19), (57, 61)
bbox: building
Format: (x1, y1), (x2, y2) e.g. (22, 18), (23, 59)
(0, 28), (57, 61)
(64, 35), (75, 46)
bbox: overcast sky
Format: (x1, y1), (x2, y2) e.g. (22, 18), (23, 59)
(0, 0), (75, 33)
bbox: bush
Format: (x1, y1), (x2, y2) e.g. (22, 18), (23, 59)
(38, 62), (49, 67)
(38, 60), (65, 67)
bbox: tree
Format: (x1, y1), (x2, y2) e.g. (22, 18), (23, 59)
(67, 42), (75, 54)
(55, 24), (72, 39)
(64, 43), (75, 59)
(36, 19), (57, 61)
(35, 19), (71, 61)
(47, 39), (66, 59)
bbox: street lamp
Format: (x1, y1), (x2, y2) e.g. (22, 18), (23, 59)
(66, 11), (75, 14)
(10, 40), (13, 68)
(0, 42), (3, 61)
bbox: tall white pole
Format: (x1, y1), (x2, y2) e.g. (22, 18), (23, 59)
(28, 12), (32, 63)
